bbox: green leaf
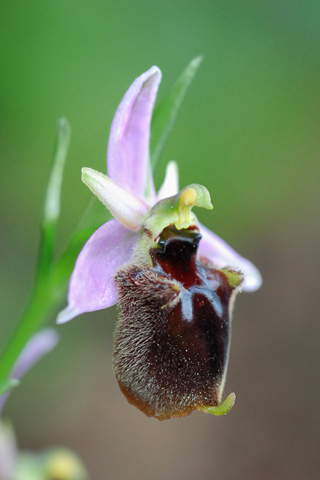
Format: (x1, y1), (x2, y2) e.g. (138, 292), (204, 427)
(38, 118), (71, 277)
(0, 120), (71, 385)
(43, 117), (71, 227)
(0, 378), (20, 396)
(150, 55), (203, 170)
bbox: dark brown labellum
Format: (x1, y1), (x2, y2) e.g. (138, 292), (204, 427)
(113, 225), (242, 420)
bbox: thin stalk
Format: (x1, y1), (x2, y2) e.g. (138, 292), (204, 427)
(0, 118), (70, 383)
(0, 279), (54, 382)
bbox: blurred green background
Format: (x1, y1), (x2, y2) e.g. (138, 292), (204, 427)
(1, 1), (320, 479)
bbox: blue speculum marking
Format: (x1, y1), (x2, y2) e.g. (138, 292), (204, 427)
(149, 225), (232, 390)
(180, 287), (222, 323)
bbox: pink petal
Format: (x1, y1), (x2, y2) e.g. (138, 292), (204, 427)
(57, 220), (139, 324)
(0, 329), (58, 415)
(12, 330), (58, 380)
(198, 224), (262, 292)
(107, 66), (161, 200)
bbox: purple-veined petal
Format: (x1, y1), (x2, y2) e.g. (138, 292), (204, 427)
(57, 219), (140, 324)
(198, 224), (262, 292)
(0, 329), (58, 415)
(157, 161), (179, 200)
(107, 66), (161, 200)
(82, 167), (149, 231)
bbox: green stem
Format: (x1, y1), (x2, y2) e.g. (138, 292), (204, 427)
(36, 225), (54, 278)
(0, 118), (71, 384)
(0, 229), (87, 384)
(0, 279), (54, 383)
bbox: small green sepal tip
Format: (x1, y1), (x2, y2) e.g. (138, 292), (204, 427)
(199, 392), (236, 416)
(221, 268), (244, 289)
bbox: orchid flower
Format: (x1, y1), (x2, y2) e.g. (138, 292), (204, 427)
(57, 66), (262, 420)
